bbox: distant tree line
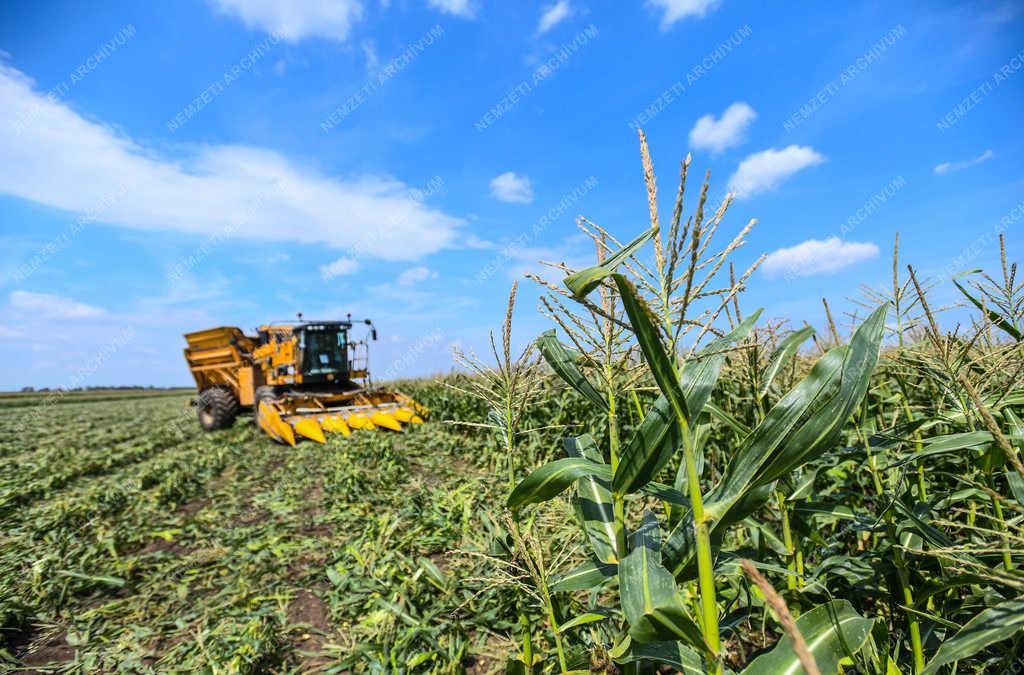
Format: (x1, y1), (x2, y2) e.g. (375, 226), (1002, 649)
(17, 385), (180, 393)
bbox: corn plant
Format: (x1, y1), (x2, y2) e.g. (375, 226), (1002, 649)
(504, 135), (890, 673)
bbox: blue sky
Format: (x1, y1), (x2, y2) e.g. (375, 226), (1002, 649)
(0, 0), (1021, 389)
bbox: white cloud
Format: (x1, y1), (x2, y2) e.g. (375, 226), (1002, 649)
(397, 266), (437, 286)
(934, 149), (994, 175)
(211, 0), (364, 42)
(0, 64), (462, 262)
(427, 0), (475, 18)
(320, 257), (360, 279)
(360, 39), (380, 72)
(489, 172), (534, 204)
(538, 1), (574, 33)
(689, 102), (756, 154)
(647, 0), (720, 30)
(727, 145), (825, 199)
(464, 233), (496, 249)
(10, 291), (105, 318)
(761, 237), (879, 279)
(501, 241), (590, 283)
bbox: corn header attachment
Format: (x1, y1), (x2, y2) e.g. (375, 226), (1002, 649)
(254, 389), (424, 445)
(183, 317), (425, 445)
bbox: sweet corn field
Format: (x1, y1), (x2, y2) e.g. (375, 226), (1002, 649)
(3, 144), (1024, 673)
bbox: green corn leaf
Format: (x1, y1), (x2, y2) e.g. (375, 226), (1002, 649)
(537, 330), (608, 411)
(921, 430), (993, 453)
(564, 227), (656, 298)
(1007, 469), (1024, 508)
(661, 510), (698, 580)
(914, 574), (993, 604)
(508, 458), (611, 510)
(612, 274), (691, 425)
(884, 431), (994, 469)
(56, 571), (126, 587)
(660, 484), (779, 583)
(617, 641), (707, 674)
(793, 501), (858, 522)
(935, 390), (1024, 429)
(952, 273), (1022, 340)
(698, 346), (844, 527)
(892, 499), (957, 550)
(568, 261), (711, 496)
(705, 401), (751, 436)
(920, 599), (1024, 675)
(614, 394), (680, 495)
(715, 555), (795, 579)
(663, 305), (886, 577)
(713, 305), (885, 510)
(622, 312), (765, 507)
(681, 309), (762, 417)
(661, 481), (778, 583)
(640, 481), (690, 506)
(1006, 407), (1024, 443)
(619, 513), (710, 655)
(672, 421), (709, 506)
(813, 555), (878, 587)
(569, 269), (692, 429)
(754, 306), (885, 487)
(782, 467), (819, 501)
(899, 604), (962, 632)
(565, 435), (621, 563)
(558, 611), (611, 632)
(759, 325), (815, 400)
(740, 600), (874, 675)
(572, 272), (695, 496)
(1006, 409), (1024, 507)
(549, 559), (617, 592)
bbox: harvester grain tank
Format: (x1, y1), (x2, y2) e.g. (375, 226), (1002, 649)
(182, 316), (424, 444)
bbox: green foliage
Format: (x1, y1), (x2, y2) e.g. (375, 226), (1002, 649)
(5, 228), (1024, 674)
(919, 599), (1024, 675)
(740, 600), (874, 674)
(0, 390), (529, 672)
(500, 145), (1024, 673)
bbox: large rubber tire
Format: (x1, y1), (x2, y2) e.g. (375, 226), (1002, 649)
(197, 386), (239, 431)
(253, 386), (279, 427)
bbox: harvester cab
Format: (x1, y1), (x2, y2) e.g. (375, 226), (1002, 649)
(183, 316), (424, 445)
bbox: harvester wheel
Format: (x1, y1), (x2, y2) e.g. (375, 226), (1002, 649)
(253, 386), (279, 423)
(197, 386), (238, 431)
(255, 386), (278, 404)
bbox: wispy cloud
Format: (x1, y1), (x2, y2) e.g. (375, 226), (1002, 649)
(398, 266), (438, 286)
(464, 233), (496, 249)
(728, 145), (825, 198)
(538, 1), (574, 33)
(427, 0), (475, 18)
(762, 237), (879, 279)
(500, 239), (590, 283)
(360, 39), (380, 72)
(647, 0), (720, 30)
(210, 0), (364, 42)
(10, 290), (106, 318)
(489, 172), (535, 204)
(0, 64), (463, 262)
(689, 102), (757, 154)
(934, 149), (994, 175)
(320, 257), (360, 279)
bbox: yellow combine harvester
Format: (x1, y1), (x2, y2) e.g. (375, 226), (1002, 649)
(183, 316), (424, 445)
